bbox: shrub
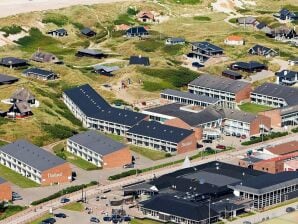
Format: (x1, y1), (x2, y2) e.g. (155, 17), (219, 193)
(0, 25), (22, 37)
(127, 6), (139, 15)
(41, 123), (77, 140)
(241, 132), (288, 146)
(193, 16), (211, 21)
(108, 170), (142, 180)
(31, 181), (98, 205)
(42, 13), (69, 26)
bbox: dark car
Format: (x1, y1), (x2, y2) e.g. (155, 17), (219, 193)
(202, 139), (212, 143)
(123, 163), (134, 168)
(90, 217), (100, 223)
(286, 207), (295, 213)
(192, 62), (204, 68)
(103, 216), (112, 222)
(41, 218), (56, 224)
(205, 147), (213, 152)
(197, 143), (204, 148)
(60, 197), (70, 203)
(216, 144), (226, 150)
(123, 216), (131, 222)
(54, 213), (67, 218)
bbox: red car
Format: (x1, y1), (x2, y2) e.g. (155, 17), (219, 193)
(216, 144), (226, 150)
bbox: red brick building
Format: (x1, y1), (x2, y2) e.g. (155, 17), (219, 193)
(0, 178), (12, 201)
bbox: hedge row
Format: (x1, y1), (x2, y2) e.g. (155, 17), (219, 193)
(31, 181), (98, 205)
(241, 132), (288, 146)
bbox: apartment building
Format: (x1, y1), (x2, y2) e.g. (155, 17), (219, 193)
(188, 74), (252, 108)
(251, 83), (298, 108)
(126, 120), (196, 154)
(160, 89), (222, 107)
(67, 130), (131, 168)
(63, 84), (147, 136)
(229, 172), (298, 209)
(0, 177), (12, 201)
(0, 140), (72, 186)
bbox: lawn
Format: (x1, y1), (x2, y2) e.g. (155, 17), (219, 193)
(0, 164), (39, 188)
(131, 218), (163, 224)
(0, 205), (26, 221)
(238, 103), (272, 114)
(0, 140), (8, 147)
(62, 202), (84, 212)
(130, 145), (168, 161)
(29, 213), (53, 224)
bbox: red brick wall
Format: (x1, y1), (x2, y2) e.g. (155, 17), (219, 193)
(259, 109), (282, 128)
(103, 147), (132, 168)
(164, 118), (202, 140)
(41, 163), (72, 186)
(253, 160), (284, 174)
(235, 84), (252, 103)
(0, 182), (12, 201)
(250, 115), (271, 136)
(177, 132), (197, 154)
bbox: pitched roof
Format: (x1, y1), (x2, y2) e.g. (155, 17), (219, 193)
(141, 195), (219, 221)
(77, 49), (104, 55)
(167, 37), (185, 42)
(237, 16), (256, 24)
(192, 41), (223, 52)
(249, 44), (277, 55)
(11, 102), (31, 113)
(252, 83), (298, 106)
(275, 70), (298, 79)
(256, 22), (267, 29)
(222, 70), (242, 78)
(0, 57), (27, 66)
(48, 28), (67, 34)
(189, 74), (250, 93)
(137, 11), (155, 20)
(161, 89), (221, 104)
(265, 141), (298, 155)
(231, 61), (266, 70)
(126, 26), (148, 35)
(68, 130), (126, 156)
(63, 84), (146, 126)
(127, 120), (194, 143)
(129, 56), (150, 66)
(31, 51), (58, 63)
(11, 88), (35, 102)
(23, 67), (57, 78)
(216, 108), (258, 123)
(93, 65), (119, 73)
(0, 140), (67, 172)
(80, 27), (96, 35)
(0, 74), (19, 84)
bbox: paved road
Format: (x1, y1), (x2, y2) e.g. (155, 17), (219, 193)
(3, 132), (298, 224)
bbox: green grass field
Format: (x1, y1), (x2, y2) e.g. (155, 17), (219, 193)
(0, 206), (26, 221)
(131, 218), (162, 224)
(0, 164), (39, 188)
(29, 213), (53, 224)
(239, 103), (272, 114)
(62, 202), (84, 212)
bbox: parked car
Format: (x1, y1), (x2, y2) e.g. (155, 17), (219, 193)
(216, 144), (226, 150)
(202, 139), (212, 143)
(205, 147), (213, 152)
(236, 133), (241, 138)
(225, 133), (231, 136)
(103, 216), (112, 222)
(197, 144), (203, 148)
(123, 163), (134, 169)
(54, 213), (67, 218)
(286, 207), (295, 213)
(243, 221), (252, 224)
(41, 218), (56, 224)
(100, 195), (107, 199)
(90, 217), (100, 223)
(123, 216), (131, 222)
(241, 135), (246, 139)
(60, 197), (70, 203)
(192, 62), (204, 68)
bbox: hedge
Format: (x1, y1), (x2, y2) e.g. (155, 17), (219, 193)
(31, 181), (98, 205)
(241, 132), (288, 146)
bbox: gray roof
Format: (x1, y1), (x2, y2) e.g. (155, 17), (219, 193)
(93, 65), (120, 73)
(253, 83), (298, 106)
(23, 67), (57, 78)
(0, 74), (19, 84)
(189, 74), (250, 93)
(191, 41), (223, 52)
(280, 105), (298, 115)
(229, 172), (298, 195)
(167, 37), (185, 42)
(145, 103), (222, 127)
(13, 102), (31, 113)
(31, 51), (59, 63)
(11, 88), (35, 102)
(0, 140), (67, 172)
(68, 130), (126, 156)
(78, 49), (103, 55)
(216, 108), (259, 123)
(237, 16), (256, 24)
(241, 157), (263, 163)
(161, 89), (220, 104)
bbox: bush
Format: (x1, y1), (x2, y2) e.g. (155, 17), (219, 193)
(127, 6), (139, 15)
(241, 132), (288, 146)
(31, 181), (98, 205)
(42, 13), (69, 26)
(41, 123), (77, 140)
(292, 127), (298, 133)
(108, 170), (142, 180)
(193, 16), (211, 21)
(0, 25), (22, 37)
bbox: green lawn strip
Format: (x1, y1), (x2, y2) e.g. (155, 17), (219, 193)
(170, 0), (202, 4)
(0, 164), (39, 188)
(241, 132), (288, 146)
(237, 211), (255, 218)
(130, 218), (163, 224)
(0, 140), (8, 147)
(193, 16), (211, 21)
(0, 205), (27, 221)
(263, 198), (298, 211)
(28, 213), (53, 224)
(238, 103), (272, 114)
(62, 202), (84, 212)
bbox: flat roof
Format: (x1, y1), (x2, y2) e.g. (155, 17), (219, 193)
(241, 157), (263, 163)
(0, 74), (19, 84)
(161, 89), (220, 104)
(64, 84), (146, 127)
(189, 74), (250, 93)
(127, 120), (194, 143)
(68, 130), (126, 156)
(0, 140), (67, 172)
(229, 172), (298, 195)
(265, 141), (298, 155)
(252, 83), (298, 106)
